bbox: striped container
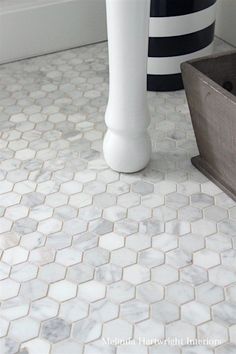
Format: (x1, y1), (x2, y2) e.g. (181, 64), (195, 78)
(147, 0), (217, 91)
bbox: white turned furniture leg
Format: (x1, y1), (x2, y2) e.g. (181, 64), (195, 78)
(104, 0), (151, 173)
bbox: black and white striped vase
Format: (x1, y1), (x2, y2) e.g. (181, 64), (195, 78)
(147, 0), (217, 91)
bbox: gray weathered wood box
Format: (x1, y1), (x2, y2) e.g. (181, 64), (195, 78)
(181, 51), (236, 201)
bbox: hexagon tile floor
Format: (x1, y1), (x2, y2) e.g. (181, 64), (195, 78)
(0, 38), (236, 354)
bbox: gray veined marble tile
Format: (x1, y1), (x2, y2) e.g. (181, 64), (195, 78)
(30, 297), (59, 321)
(89, 218), (113, 235)
(2, 246), (29, 266)
(194, 249), (220, 269)
(166, 248), (192, 269)
(131, 180), (154, 195)
(218, 220), (236, 236)
(51, 340), (83, 354)
(106, 181), (130, 196)
(0, 296), (29, 321)
(107, 280), (135, 304)
(206, 233), (232, 253)
(73, 231), (98, 251)
(134, 318), (164, 340)
(0, 192), (21, 208)
(196, 282), (224, 306)
(38, 262), (66, 282)
(177, 181), (201, 196)
(178, 206), (203, 223)
(179, 233), (205, 254)
(139, 218), (164, 236)
(204, 205), (228, 222)
(45, 231), (72, 250)
(120, 299), (149, 323)
(198, 321), (228, 346)
(138, 248), (164, 268)
(59, 298), (88, 322)
(84, 180), (106, 195)
(136, 281), (164, 304)
(72, 317), (102, 343)
(0, 338), (19, 354)
(13, 217), (38, 235)
(79, 279), (106, 303)
(191, 219), (217, 237)
(103, 205), (127, 222)
(53, 205), (77, 221)
(83, 246), (110, 267)
(181, 301), (211, 325)
(166, 282), (194, 305)
(225, 285), (236, 303)
(49, 279), (77, 302)
(180, 265), (208, 286)
(167, 320), (196, 342)
(151, 264), (178, 285)
(95, 263), (122, 285)
(165, 192), (189, 209)
(10, 262), (38, 282)
(90, 299), (119, 322)
(19, 279), (48, 301)
(209, 265), (236, 287)
(41, 318), (71, 343)
(99, 232), (124, 251)
(22, 192), (45, 208)
(165, 219), (190, 236)
(114, 218), (138, 236)
(117, 192), (140, 209)
(191, 193), (214, 209)
(66, 263), (94, 284)
(79, 205), (102, 221)
(220, 249), (236, 270)
(152, 233), (178, 252)
(0, 217), (12, 233)
(0, 278), (20, 301)
(215, 192), (235, 209)
(151, 300), (179, 324)
(123, 264), (150, 285)
(8, 317), (39, 342)
(63, 218), (87, 236)
(111, 247), (137, 267)
(127, 205), (151, 222)
(212, 302), (236, 326)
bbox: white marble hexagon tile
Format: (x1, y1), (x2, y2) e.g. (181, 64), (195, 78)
(0, 38), (236, 354)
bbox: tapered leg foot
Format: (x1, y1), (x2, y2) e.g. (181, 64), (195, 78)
(103, 129), (151, 173)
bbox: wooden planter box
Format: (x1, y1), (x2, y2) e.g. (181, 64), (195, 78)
(181, 51), (236, 201)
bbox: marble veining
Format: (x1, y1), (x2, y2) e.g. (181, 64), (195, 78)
(0, 38), (236, 354)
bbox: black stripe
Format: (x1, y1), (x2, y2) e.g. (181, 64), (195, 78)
(147, 74), (184, 92)
(150, 0), (216, 17)
(149, 22), (215, 58)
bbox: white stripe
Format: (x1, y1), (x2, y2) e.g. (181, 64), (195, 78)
(149, 4), (217, 38)
(147, 43), (213, 75)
